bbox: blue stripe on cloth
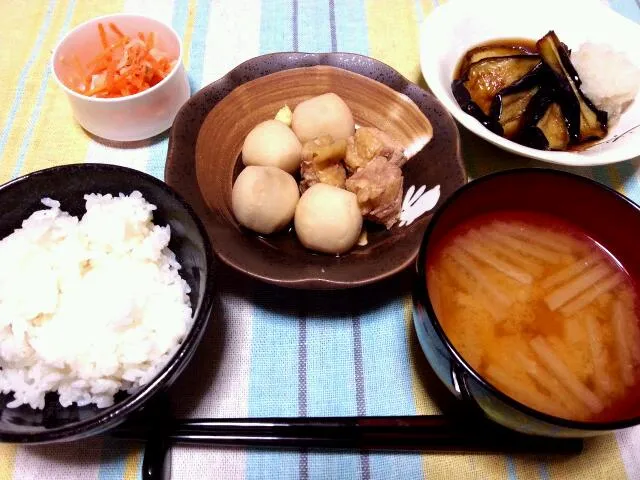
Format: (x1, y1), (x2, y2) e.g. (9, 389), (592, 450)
(146, 0), (212, 179)
(245, 6), (301, 478)
(338, 6), (423, 477)
(144, 0), (187, 179)
(506, 456), (518, 480)
(297, 0), (331, 52)
(612, 1), (640, 204)
(0, 0), (56, 162)
(11, 0), (77, 179)
(618, 161), (640, 203)
(304, 294), (361, 480)
(259, 0), (294, 54)
(171, 0), (190, 42)
(609, 0), (640, 22)
(333, 0), (368, 54)
(359, 299), (424, 479)
(143, 134), (169, 182)
(98, 438), (135, 480)
(100, 0), (187, 468)
(145, 137), (169, 179)
(604, 1), (640, 204)
(303, 2), (370, 476)
(246, 293), (301, 480)
(413, 0), (427, 24)
(591, 166), (613, 188)
(187, 0), (212, 92)
(539, 462), (551, 480)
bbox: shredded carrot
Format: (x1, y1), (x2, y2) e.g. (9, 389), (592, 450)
(98, 23), (108, 49)
(68, 22), (176, 98)
(69, 55), (86, 86)
(146, 32), (155, 50)
(108, 22), (124, 37)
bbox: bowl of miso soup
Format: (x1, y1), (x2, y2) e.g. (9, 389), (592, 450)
(413, 168), (640, 437)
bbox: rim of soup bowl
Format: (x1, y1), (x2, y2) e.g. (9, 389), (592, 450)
(414, 167), (640, 433)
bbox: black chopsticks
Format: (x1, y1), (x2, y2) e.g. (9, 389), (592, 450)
(113, 415), (583, 480)
(113, 414), (583, 453)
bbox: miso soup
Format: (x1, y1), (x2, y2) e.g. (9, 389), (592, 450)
(427, 211), (640, 422)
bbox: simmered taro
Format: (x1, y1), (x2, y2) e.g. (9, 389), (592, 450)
(233, 91), (423, 256)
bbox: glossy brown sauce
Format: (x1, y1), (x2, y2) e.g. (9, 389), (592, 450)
(455, 38), (538, 79)
(453, 36), (610, 152)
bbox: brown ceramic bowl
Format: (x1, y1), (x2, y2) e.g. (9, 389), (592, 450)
(166, 52), (466, 289)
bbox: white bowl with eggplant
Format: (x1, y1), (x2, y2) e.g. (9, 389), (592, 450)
(420, 0), (640, 166)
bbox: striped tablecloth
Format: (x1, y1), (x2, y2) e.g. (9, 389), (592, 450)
(1, 0), (640, 479)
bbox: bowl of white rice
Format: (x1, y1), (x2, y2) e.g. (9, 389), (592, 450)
(0, 164), (214, 443)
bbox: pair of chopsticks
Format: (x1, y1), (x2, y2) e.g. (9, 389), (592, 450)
(113, 415), (583, 479)
(115, 414), (582, 452)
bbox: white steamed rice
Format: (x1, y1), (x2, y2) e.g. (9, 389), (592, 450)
(572, 42), (640, 126)
(0, 191), (192, 409)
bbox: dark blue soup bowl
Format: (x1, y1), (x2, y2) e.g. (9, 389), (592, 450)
(0, 164), (215, 443)
(413, 168), (640, 438)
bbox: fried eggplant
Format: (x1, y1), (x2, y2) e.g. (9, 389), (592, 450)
(452, 79), (504, 135)
(456, 55), (541, 115)
(452, 31), (610, 151)
(492, 86), (540, 138)
(519, 88), (570, 150)
(489, 62), (546, 138)
(536, 31), (608, 143)
(459, 44), (536, 75)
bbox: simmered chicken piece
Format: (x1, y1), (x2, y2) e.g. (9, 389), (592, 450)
(345, 156), (403, 229)
(299, 135), (348, 193)
(344, 127), (406, 172)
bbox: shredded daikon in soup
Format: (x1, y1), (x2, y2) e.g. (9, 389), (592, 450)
(428, 212), (640, 421)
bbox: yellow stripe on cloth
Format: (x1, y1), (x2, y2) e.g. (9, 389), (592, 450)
(0, 3), (50, 132)
(405, 295), (439, 415)
(0, 0), (73, 182)
(548, 435), (628, 479)
(608, 165), (625, 194)
(365, 0), (422, 84)
(18, 0), (126, 179)
(182, 0), (198, 70)
(0, 0), (55, 467)
(404, 296), (511, 479)
(123, 446), (143, 480)
(0, 443), (17, 480)
(513, 458), (543, 480)
(420, 0), (436, 16)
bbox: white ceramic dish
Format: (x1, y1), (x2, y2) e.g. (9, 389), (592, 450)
(52, 14), (190, 142)
(420, 0), (640, 166)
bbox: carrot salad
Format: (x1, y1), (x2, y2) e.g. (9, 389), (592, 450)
(64, 22), (176, 98)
